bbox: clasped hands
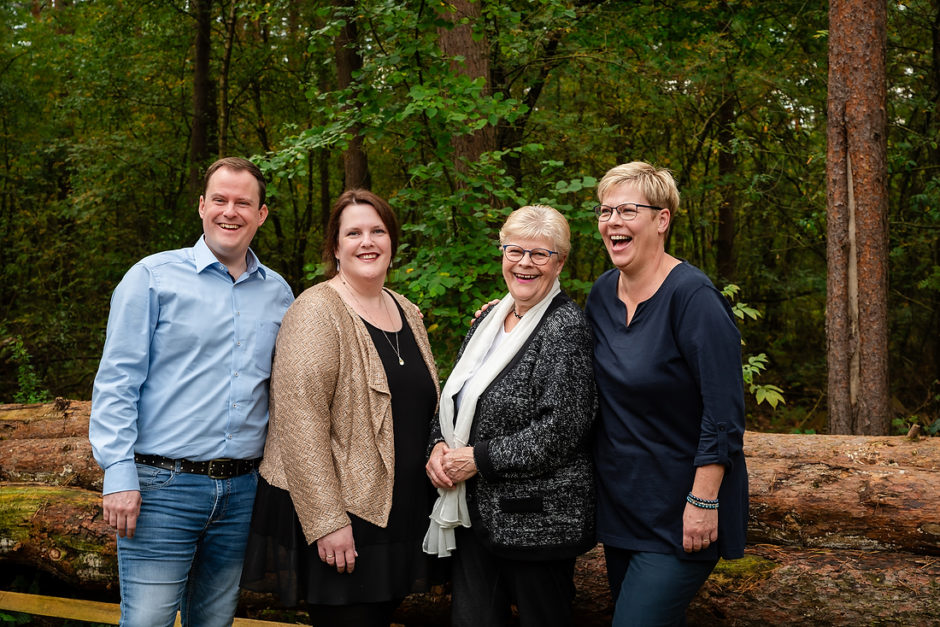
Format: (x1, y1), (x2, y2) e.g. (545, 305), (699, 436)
(425, 441), (478, 489)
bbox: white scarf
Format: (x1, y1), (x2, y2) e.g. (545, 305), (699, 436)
(423, 279), (562, 557)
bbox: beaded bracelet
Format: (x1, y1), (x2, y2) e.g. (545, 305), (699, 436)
(686, 492), (719, 510)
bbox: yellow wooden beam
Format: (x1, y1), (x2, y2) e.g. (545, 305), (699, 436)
(0, 590), (298, 625)
(0, 590), (120, 624)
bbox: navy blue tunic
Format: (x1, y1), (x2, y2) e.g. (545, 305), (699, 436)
(585, 263), (748, 561)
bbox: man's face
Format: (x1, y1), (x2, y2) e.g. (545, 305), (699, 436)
(198, 167), (268, 269)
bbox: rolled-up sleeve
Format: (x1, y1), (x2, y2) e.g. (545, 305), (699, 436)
(676, 286), (746, 470)
(89, 263), (158, 495)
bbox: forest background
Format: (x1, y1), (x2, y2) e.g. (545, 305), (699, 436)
(0, 0), (937, 436)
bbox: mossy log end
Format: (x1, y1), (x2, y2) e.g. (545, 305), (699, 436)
(2, 402), (939, 624)
(0, 483), (117, 589)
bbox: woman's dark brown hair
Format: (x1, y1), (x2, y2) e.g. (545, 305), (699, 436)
(321, 189), (400, 278)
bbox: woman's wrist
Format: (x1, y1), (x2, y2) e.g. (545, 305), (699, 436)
(686, 492), (719, 510)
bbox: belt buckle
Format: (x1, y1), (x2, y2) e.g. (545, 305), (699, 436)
(207, 458), (233, 479)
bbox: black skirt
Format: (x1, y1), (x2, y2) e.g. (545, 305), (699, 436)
(240, 301), (443, 606)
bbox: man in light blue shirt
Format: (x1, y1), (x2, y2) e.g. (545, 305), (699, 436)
(89, 157), (293, 626)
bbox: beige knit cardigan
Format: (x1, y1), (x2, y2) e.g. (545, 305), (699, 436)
(259, 281), (440, 545)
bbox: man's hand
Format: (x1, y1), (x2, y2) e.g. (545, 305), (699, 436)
(103, 490), (142, 538)
(469, 299), (501, 326)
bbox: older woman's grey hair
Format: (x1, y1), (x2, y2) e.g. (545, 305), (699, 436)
(597, 162), (681, 214)
(499, 205), (571, 259)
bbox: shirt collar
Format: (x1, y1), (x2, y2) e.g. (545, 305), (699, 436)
(193, 236), (267, 279)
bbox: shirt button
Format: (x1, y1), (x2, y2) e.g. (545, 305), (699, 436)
(236, 341), (241, 346)
(234, 372), (239, 377)
(227, 434), (232, 440)
(233, 403), (238, 408)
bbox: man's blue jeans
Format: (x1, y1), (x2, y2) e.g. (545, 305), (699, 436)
(116, 462), (258, 627)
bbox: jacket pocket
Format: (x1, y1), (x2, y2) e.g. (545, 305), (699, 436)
(499, 495), (544, 513)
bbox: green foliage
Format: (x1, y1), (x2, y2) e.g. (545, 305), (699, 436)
(891, 380), (940, 436)
(0, 327), (52, 404)
(0, 0), (937, 435)
(722, 285), (786, 410)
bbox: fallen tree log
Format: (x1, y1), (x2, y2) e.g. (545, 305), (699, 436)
(687, 544), (939, 626)
(2, 401), (939, 624)
(4, 400), (937, 554)
(0, 484), (116, 587)
(746, 433), (940, 555)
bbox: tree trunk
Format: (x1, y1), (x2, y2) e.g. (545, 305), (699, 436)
(218, 0), (238, 157)
(826, 0), (890, 435)
(437, 0), (496, 174)
(716, 93), (736, 283)
(334, 0), (370, 190)
(3, 402), (938, 624)
(189, 0), (217, 197)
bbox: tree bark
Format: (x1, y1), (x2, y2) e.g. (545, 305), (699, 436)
(189, 0), (217, 197)
(334, 0), (370, 190)
(686, 544), (940, 626)
(3, 402), (938, 624)
(218, 0), (239, 157)
(716, 92), (736, 283)
(826, 0), (890, 435)
(437, 0), (496, 174)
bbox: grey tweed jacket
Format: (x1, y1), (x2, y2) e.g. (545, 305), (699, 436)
(431, 292), (597, 559)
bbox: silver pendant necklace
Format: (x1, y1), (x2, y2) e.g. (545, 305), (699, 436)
(380, 291), (404, 366)
(339, 274), (404, 366)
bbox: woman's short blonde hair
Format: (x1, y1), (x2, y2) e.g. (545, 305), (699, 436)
(597, 161), (680, 213)
(499, 205), (571, 259)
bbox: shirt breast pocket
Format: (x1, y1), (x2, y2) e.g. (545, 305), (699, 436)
(253, 321), (280, 376)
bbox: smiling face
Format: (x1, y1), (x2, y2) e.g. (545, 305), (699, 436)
(198, 166), (268, 272)
(502, 236), (565, 314)
(598, 181), (670, 275)
(334, 202), (392, 284)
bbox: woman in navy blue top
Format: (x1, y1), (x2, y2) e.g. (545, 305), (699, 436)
(584, 162), (748, 626)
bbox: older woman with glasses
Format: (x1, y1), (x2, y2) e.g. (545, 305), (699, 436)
(585, 162), (748, 626)
(424, 205), (597, 627)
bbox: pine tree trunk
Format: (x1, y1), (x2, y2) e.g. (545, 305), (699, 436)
(826, 0), (890, 435)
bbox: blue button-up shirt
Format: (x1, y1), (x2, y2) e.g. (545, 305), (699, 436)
(90, 237), (294, 495)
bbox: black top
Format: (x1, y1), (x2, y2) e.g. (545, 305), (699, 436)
(585, 263), (748, 560)
(240, 297), (438, 605)
(357, 303), (438, 546)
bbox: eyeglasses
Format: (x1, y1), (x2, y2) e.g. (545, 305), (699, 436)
(501, 244), (558, 266)
(593, 203), (663, 222)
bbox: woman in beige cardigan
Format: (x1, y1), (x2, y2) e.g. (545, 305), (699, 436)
(240, 189), (440, 626)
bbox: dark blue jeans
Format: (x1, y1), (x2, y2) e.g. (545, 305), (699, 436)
(605, 545), (717, 627)
(116, 463), (258, 627)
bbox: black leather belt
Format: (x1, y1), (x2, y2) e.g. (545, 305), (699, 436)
(134, 454), (260, 479)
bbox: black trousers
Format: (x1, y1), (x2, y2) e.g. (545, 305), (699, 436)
(306, 599), (399, 627)
(450, 527), (576, 627)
